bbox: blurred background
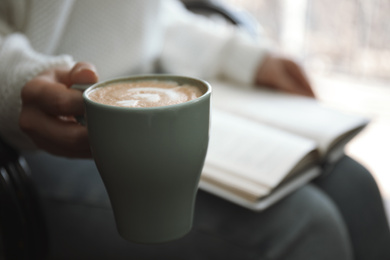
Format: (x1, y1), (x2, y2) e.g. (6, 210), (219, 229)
(222, 0), (390, 219)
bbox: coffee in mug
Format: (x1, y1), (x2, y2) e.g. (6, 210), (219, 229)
(88, 80), (203, 108)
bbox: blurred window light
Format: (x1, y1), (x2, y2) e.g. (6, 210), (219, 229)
(225, 0), (390, 82)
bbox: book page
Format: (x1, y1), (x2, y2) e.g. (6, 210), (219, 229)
(200, 167), (321, 210)
(201, 163), (271, 201)
(204, 110), (318, 190)
(209, 80), (369, 157)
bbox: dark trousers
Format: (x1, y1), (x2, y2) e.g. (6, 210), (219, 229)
(24, 152), (390, 260)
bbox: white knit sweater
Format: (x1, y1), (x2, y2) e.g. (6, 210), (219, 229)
(0, 0), (268, 151)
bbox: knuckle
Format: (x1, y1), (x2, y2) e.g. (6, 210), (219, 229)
(65, 126), (88, 147)
(19, 110), (34, 134)
(21, 79), (43, 102)
(52, 95), (72, 114)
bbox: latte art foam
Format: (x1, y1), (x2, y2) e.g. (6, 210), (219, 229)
(88, 80), (203, 108)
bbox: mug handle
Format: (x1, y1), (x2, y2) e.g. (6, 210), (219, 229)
(71, 84), (93, 125)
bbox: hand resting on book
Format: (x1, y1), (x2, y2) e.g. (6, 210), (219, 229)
(255, 54), (315, 98)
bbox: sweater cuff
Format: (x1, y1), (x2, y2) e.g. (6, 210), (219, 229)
(0, 33), (75, 151)
(219, 30), (270, 86)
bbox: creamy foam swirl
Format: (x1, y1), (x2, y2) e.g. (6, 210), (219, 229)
(88, 80), (203, 108)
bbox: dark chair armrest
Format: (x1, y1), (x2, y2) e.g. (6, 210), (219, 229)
(0, 138), (47, 259)
(183, 0), (259, 37)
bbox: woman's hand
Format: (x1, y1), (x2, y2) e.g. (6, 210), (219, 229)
(255, 54), (315, 98)
(19, 62), (98, 158)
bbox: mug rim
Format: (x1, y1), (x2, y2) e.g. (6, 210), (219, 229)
(83, 74), (212, 111)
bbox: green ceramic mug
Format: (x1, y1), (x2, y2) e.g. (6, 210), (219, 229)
(83, 75), (211, 244)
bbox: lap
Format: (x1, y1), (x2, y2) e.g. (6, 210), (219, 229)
(25, 152), (353, 260)
(314, 156), (390, 260)
(193, 185), (352, 260)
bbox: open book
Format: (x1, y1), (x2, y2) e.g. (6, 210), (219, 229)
(199, 80), (369, 211)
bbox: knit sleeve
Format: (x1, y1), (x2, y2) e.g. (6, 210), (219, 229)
(0, 33), (75, 151)
(159, 0), (271, 85)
